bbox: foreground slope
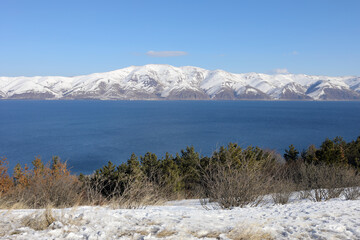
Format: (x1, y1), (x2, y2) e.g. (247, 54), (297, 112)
(1, 198), (359, 239)
(1, 64), (360, 100)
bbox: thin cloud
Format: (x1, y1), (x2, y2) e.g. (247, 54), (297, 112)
(283, 51), (299, 56)
(146, 50), (188, 57)
(271, 68), (290, 74)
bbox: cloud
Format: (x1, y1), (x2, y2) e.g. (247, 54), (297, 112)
(283, 51), (299, 56)
(146, 50), (188, 57)
(271, 68), (290, 74)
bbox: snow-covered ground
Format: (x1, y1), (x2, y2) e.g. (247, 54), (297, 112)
(1, 197), (359, 239)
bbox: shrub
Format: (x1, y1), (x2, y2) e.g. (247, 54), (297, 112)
(2, 136), (360, 210)
(112, 175), (164, 208)
(284, 144), (299, 163)
(82, 154), (167, 208)
(175, 146), (201, 197)
(200, 144), (276, 209)
(0, 157), (13, 195)
(270, 180), (296, 205)
(301, 136), (360, 168)
(0, 156), (82, 208)
(290, 161), (359, 201)
(345, 136), (360, 169)
(343, 187), (360, 200)
(82, 171), (164, 208)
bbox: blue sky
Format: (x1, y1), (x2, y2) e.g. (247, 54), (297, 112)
(1, 0), (359, 76)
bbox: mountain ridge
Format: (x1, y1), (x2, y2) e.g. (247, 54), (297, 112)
(1, 64), (360, 100)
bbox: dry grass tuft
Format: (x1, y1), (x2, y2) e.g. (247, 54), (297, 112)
(156, 229), (177, 238)
(115, 229), (151, 239)
(227, 225), (274, 240)
(21, 207), (55, 231)
(190, 230), (221, 239)
(135, 229), (150, 236)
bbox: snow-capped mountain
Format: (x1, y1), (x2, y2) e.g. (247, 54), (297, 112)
(1, 64), (360, 100)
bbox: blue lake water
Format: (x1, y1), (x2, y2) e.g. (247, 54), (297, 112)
(0, 100), (360, 174)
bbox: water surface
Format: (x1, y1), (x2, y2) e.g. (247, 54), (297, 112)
(1, 100), (359, 174)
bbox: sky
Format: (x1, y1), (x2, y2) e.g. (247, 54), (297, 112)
(0, 0), (359, 77)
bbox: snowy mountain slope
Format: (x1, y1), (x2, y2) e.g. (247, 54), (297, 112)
(1, 64), (360, 100)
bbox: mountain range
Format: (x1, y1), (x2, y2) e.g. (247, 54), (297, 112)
(1, 64), (360, 100)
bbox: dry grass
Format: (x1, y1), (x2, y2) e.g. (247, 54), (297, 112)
(117, 178), (165, 208)
(156, 229), (177, 238)
(21, 207), (55, 231)
(190, 230), (221, 238)
(0, 201), (28, 210)
(227, 225), (274, 240)
(115, 230), (151, 239)
(17, 206), (86, 233)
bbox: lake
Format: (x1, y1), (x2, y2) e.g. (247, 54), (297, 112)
(0, 100), (359, 174)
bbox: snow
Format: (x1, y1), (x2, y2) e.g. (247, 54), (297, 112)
(245, 88), (258, 94)
(1, 197), (359, 239)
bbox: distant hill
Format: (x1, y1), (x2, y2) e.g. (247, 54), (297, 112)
(1, 64), (360, 100)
